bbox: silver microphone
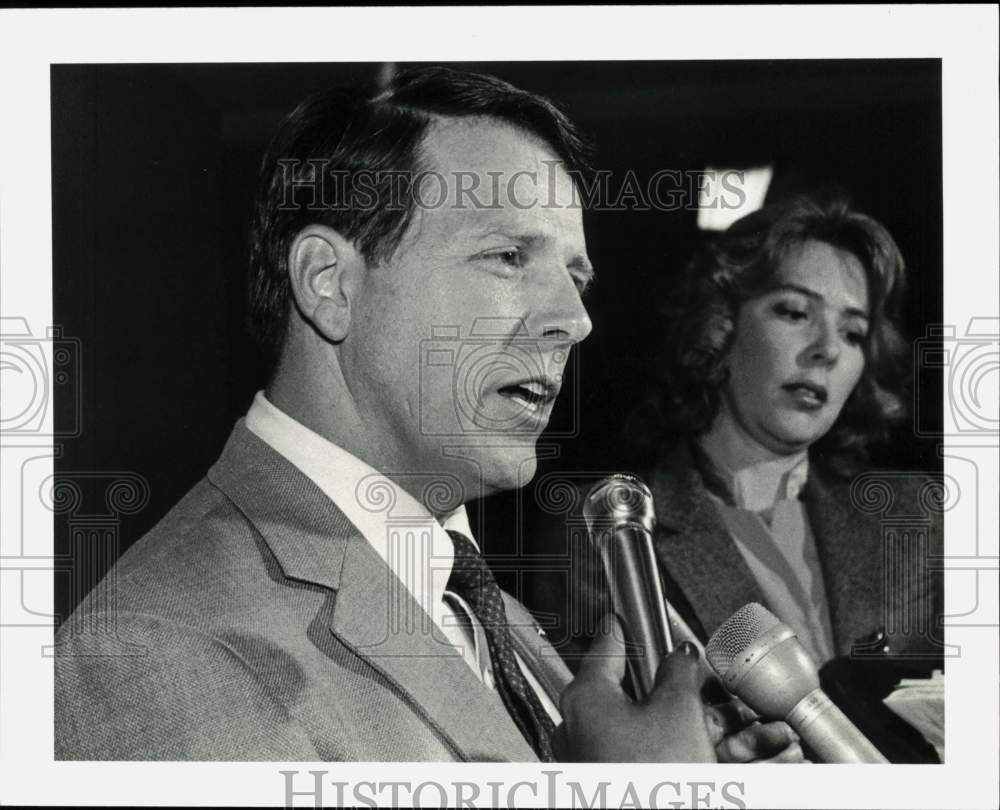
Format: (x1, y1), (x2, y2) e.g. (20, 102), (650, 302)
(706, 603), (888, 763)
(583, 474), (673, 699)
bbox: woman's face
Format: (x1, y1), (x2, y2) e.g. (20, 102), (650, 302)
(722, 239), (871, 455)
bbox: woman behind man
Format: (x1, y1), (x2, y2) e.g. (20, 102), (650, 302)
(639, 193), (942, 667)
(523, 192), (943, 760)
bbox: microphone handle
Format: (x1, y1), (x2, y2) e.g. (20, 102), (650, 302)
(664, 597), (704, 651)
(597, 523), (674, 699)
(788, 688), (889, 763)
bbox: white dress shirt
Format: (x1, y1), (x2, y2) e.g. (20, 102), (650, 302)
(245, 391), (560, 723)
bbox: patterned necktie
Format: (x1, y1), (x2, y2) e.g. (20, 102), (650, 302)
(446, 529), (555, 761)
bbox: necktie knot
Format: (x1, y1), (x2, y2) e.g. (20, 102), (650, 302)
(447, 530), (498, 602)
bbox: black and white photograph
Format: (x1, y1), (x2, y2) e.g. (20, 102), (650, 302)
(0, 6), (997, 809)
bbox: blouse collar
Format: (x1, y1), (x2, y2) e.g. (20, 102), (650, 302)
(694, 438), (810, 512)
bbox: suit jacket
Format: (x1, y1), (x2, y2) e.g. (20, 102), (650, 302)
(649, 442), (944, 661)
(55, 421), (571, 761)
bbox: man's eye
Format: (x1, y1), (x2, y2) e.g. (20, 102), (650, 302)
(573, 273), (594, 297)
(481, 248), (523, 267)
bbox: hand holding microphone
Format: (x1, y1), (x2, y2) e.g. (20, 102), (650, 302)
(555, 615), (718, 762)
(575, 475), (804, 763)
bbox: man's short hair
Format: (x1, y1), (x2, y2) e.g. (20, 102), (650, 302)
(249, 65), (594, 373)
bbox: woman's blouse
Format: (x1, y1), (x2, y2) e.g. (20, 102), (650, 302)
(694, 441), (837, 665)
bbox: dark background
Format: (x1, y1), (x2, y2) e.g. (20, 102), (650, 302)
(52, 61), (943, 623)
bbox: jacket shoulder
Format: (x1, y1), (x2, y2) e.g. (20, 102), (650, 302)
(54, 610), (318, 760)
(66, 475), (290, 634)
(811, 464), (945, 541)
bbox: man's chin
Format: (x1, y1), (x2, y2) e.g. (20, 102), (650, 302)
(434, 433), (542, 498)
(476, 445), (540, 497)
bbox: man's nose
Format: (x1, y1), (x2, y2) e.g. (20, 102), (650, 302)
(528, 266), (593, 345)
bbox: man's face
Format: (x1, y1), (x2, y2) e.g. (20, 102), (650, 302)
(343, 117), (593, 501)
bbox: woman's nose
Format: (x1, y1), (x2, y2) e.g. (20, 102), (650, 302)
(806, 317), (840, 365)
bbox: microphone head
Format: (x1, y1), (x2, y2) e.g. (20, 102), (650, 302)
(705, 602), (782, 678)
(582, 474), (655, 534)
(706, 603), (820, 719)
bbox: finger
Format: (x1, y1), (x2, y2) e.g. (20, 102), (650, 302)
(715, 720), (799, 763)
(649, 641), (703, 707)
(755, 741), (807, 764)
(702, 705), (727, 747)
(707, 698), (761, 734)
(574, 614), (627, 689)
(724, 696), (760, 726)
(755, 720), (799, 749)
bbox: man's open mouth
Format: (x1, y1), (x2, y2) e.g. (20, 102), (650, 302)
(497, 378), (559, 410)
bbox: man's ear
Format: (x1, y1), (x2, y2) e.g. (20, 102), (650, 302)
(286, 224), (364, 343)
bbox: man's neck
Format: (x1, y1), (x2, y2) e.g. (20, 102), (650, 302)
(266, 362), (470, 519)
(266, 336), (372, 460)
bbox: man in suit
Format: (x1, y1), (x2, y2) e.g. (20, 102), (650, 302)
(55, 67), (798, 762)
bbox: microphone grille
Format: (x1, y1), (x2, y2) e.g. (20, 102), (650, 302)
(582, 474), (655, 532)
(705, 603), (781, 677)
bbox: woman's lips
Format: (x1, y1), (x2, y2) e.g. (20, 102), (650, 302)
(782, 381), (828, 410)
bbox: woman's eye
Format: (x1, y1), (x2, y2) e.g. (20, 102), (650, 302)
(843, 329), (867, 347)
(774, 302), (808, 321)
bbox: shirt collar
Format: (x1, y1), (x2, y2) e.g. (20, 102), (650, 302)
(694, 438), (810, 512)
(245, 391), (474, 626)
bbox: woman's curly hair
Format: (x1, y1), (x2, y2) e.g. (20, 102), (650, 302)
(649, 193), (910, 475)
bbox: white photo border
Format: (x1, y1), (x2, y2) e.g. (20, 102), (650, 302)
(0, 5), (997, 809)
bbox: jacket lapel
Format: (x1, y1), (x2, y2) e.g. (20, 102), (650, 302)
(208, 421), (536, 762)
(805, 467), (884, 655)
(504, 592), (573, 704)
(330, 535), (537, 761)
(648, 443), (763, 641)
(643, 441), (905, 657)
